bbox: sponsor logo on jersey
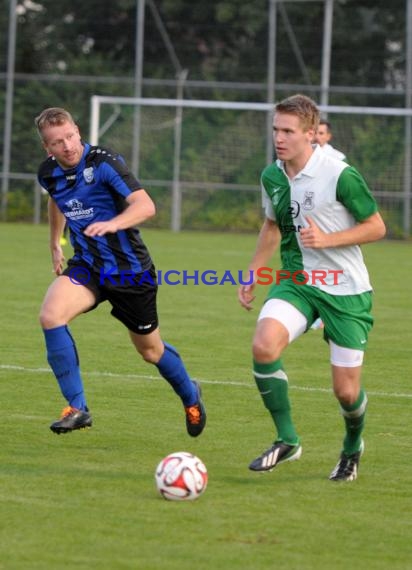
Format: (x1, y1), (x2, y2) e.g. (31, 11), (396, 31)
(278, 223), (303, 233)
(278, 201), (301, 233)
(64, 198), (94, 221)
(66, 198), (83, 210)
(290, 200), (300, 218)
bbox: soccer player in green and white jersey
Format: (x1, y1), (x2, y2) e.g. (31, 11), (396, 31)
(238, 94), (386, 482)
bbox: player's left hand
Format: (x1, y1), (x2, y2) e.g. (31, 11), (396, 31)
(51, 245), (65, 275)
(300, 217), (327, 249)
(84, 220), (119, 237)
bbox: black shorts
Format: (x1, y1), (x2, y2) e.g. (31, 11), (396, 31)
(63, 261), (158, 335)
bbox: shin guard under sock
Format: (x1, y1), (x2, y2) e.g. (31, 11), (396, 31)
(155, 342), (197, 406)
(43, 325), (87, 410)
(253, 359), (299, 445)
(340, 389), (367, 455)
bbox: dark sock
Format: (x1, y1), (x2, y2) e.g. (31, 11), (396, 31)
(43, 325), (87, 410)
(155, 342), (197, 406)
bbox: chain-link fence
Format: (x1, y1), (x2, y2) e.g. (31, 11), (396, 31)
(1, 0), (412, 237)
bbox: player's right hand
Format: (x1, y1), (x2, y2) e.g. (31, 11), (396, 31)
(238, 283), (256, 311)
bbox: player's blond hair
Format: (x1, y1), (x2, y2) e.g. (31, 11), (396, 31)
(34, 107), (76, 140)
(275, 94), (320, 132)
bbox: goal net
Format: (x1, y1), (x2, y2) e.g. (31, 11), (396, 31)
(90, 95), (412, 237)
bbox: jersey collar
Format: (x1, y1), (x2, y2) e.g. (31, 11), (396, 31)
(277, 144), (324, 180)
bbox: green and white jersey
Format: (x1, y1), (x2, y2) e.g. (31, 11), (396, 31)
(320, 142), (346, 161)
(262, 145), (378, 295)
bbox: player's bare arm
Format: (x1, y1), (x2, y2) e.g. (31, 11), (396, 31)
(238, 218), (281, 311)
(300, 212), (386, 249)
(84, 189), (156, 237)
(48, 198), (66, 275)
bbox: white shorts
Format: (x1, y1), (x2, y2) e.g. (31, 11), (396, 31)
(258, 298), (364, 367)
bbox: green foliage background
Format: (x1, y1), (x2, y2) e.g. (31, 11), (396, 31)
(0, 0), (410, 236)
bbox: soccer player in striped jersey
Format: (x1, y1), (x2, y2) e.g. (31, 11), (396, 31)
(238, 94), (385, 481)
(35, 107), (206, 437)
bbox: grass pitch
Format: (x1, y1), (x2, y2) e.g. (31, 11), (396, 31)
(0, 223), (411, 570)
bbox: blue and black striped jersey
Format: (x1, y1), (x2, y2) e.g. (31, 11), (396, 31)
(38, 143), (152, 275)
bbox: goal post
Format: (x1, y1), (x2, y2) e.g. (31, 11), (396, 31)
(90, 95), (277, 143)
(90, 94), (412, 144)
(90, 94), (412, 236)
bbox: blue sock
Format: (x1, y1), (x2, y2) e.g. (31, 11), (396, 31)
(43, 325), (87, 410)
(155, 343), (197, 406)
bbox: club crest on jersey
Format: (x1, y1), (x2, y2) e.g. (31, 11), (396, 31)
(302, 191), (314, 210)
(83, 166), (94, 184)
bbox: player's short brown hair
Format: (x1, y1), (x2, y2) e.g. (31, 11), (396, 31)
(34, 107), (76, 140)
(275, 94), (319, 132)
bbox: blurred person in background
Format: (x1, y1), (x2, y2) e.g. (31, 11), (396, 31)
(314, 119), (346, 161)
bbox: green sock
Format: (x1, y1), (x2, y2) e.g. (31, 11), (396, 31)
(340, 389), (368, 456)
(253, 359), (299, 446)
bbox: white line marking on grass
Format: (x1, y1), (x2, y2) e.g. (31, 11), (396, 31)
(1, 363), (412, 399)
(0, 493), (53, 507)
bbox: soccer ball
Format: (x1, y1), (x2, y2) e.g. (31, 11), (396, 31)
(155, 451), (208, 501)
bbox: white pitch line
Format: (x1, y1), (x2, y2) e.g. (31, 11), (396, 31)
(1, 363), (411, 399)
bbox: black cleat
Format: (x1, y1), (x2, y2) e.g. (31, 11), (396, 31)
(50, 406), (92, 434)
(249, 441), (302, 472)
(184, 381), (206, 437)
(329, 441), (364, 482)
